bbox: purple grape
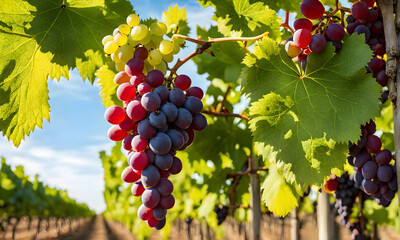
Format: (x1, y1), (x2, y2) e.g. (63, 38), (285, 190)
(361, 161), (377, 179)
(169, 88), (186, 107)
(366, 135), (381, 154)
(155, 154), (174, 170)
(175, 108), (193, 129)
(166, 129), (185, 150)
(371, 21), (383, 34)
(383, 189), (394, 201)
(137, 204), (153, 221)
(169, 157), (182, 175)
(388, 175), (397, 191)
(309, 34), (326, 53)
(375, 149), (392, 165)
(346, 22), (358, 35)
(141, 164), (160, 187)
(149, 132), (172, 155)
(149, 111), (167, 129)
(377, 165), (393, 182)
(154, 86), (169, 102)
(351, 1), (369, 20)
(326, 23), (345, 42)
(154, 218), (166, 230)
(131, 181), (145, 196)
(146, 69), (165, 87)
(141, 92), (161, 112)
(145, 149), (156, 164)
(354, 171), (363, 185)
(183, 96), (203, 114)
(380, 183), (389, 194)
(354, 25), (371, 41)
(138, 119), (157, 139)
(152, 206), (167, 220)
(361, 179), (378, 195)
(191, 113), (207, 131)
(353, 151), (371, 168)
(125, 58), (144, 76)
(365, 120), (376, 134)
(156, 178), (174, 196)
(142, 188), (161, 208)
(161, 102), (178, 122)
(159, 194), (175, 209)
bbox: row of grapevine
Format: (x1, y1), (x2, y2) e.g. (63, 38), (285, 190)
(0, 157), (95, 224)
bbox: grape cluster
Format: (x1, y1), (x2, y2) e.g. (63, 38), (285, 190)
(346, 0), (388, 96)
(103, 14), (207, 230)
(102, 13), (184, 75)
(214, 206), (228, 225)
(332, 173), (367, 240)
(348, 120), (397, 207)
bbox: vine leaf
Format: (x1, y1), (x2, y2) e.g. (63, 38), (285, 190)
(261, 165), (301, 217)
(198, 0), (281, 39)
(162, 4), (190, 36)
(95, 65), (121, 108)
(0, 0), (133, 146)
(242, 34), (381, 185)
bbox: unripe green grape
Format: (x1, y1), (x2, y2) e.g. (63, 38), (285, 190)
(115, 62), (125, 72)
(118, 44), (134, 63)
(171, 43), (180, 54)
(127, 13), (140, 27)
(145, 41), (157, 50)
(143, 60), (153, 75)
(104, 41), (118, 54)
(162, 53), (174, 63)
(152, 35), (163, 47)
(156, 61), (167, 75)
(172, 36), (185, 45)
(131, 24), (149, 41)
(159, 40), (174, 55)
(113, 28), (119, 36)
(111, 48), (122, 63)
(140, 31), (152, 45)
(118, 24), (131, 35)
(150, 22), (167, 36)
(114, 33), (128, 46)
(127, 35), (139, 47)
(102, 35), (114, 45)
(148, 49), (163, 66)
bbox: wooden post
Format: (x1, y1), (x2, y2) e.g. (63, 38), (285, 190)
(318, 190), (334, 240)
(249, 156), (261, 240)
(290, 208), (300, 240)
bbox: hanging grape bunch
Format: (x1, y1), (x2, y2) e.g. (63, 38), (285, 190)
(102, 13), (207, 230)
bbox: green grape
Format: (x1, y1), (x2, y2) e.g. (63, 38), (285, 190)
(118, 24), (131, 35)
(113, 28), (119, 36)
(152, 35), (163, 46)
(114, 33), (128, 46)
(127, 35), (139, 47)
(143, 60), (152, 75)
(155, 61), (167, 75)
(148, 49), (162, 66)
(115, 62), (125, 72)
(171, 42), (180, 54)
(104, 41), (118, 54)
(172, 36), (185, 45)
(162, 53), (174, 63)
(102, 35), (114, 45)
(118, 44), (134, 63)
(150, 22), (167, 36)
(111, 47), (122, 63)
(159, 40), (174, 55)
(127, 13), (140, 27)
(145, 41), (157, 50)
(140, 31), (152, 45)
(131, 24), (149, 41)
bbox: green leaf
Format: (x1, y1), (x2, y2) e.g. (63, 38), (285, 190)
(95, 65), (121, 108)
(242, 35), (381, 184)
(198, 193), (218, 218)
(0, 0), (133, 146)
(258, 0), (302, 12)
(194, 26), (246, 83)
(261, 165), (301, 216)
(162, 4), (190, 36)
(199, 0), (281, 39)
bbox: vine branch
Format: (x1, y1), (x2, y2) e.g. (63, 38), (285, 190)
(226, 166), (268, 178)
(280, 11), (294, 34)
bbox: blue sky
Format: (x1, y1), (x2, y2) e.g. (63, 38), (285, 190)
(1, 0), (352, 213)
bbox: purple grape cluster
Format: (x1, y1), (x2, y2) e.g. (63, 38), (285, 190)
(348, 120), (397, 207)
(346, 1), (388, 97)
(105, 46), (207, 230)
(333, 172), (367, 240)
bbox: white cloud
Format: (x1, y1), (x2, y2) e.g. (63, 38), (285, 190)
(0, 137), (108, 213)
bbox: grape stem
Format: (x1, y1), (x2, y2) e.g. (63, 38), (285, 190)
(226, 166), (268, 178)
(280, 11), (294, 34)
(168, 32), (269, 81)
(202, 110), (249, 120)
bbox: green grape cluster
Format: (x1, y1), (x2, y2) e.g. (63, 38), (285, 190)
(102, 13), (184, 74)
